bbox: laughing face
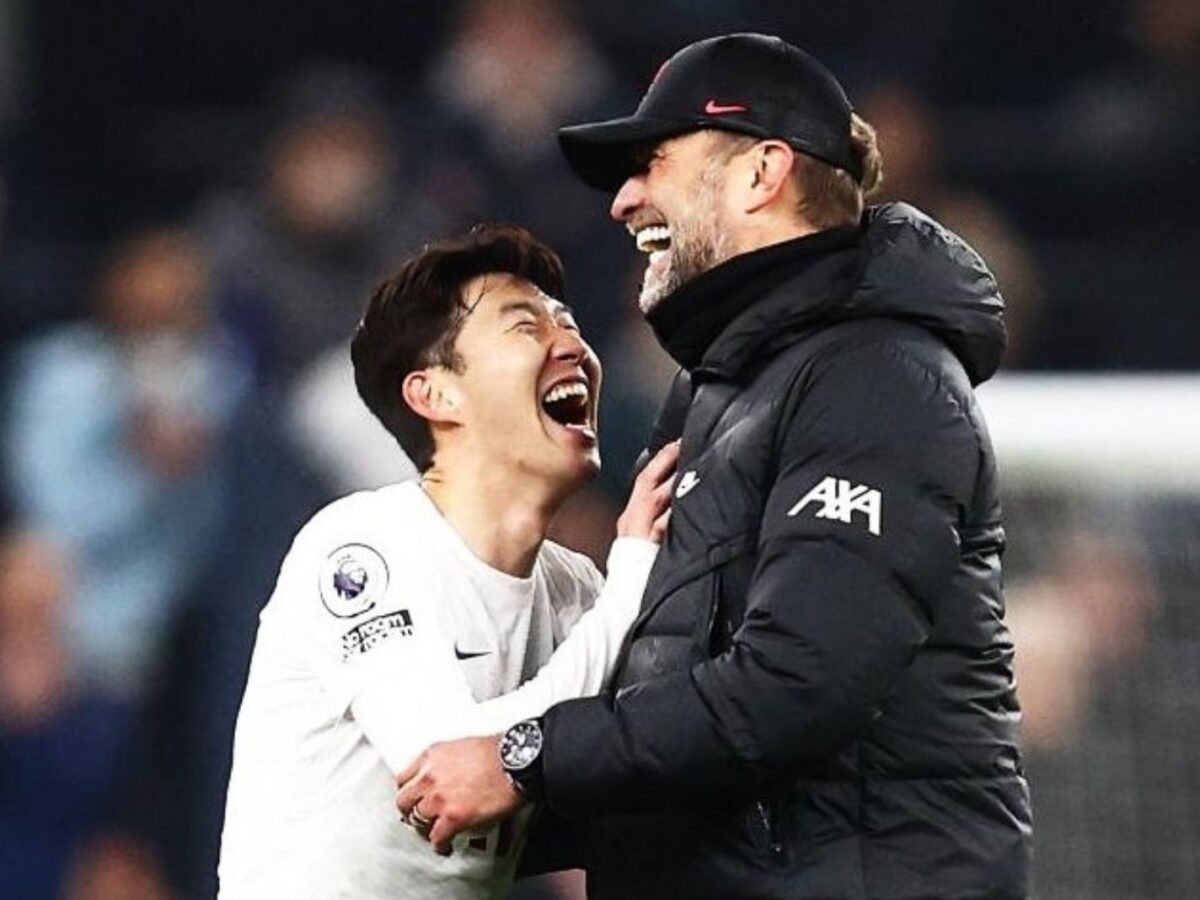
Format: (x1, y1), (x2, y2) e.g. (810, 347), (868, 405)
(611, 131), (739, 313)
(441, 272), (601, 489)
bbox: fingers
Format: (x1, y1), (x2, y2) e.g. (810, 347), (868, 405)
(402, 802), (455, 856)
(639, 439), (681, 486)
(644, 443), (680, 512)
(651, 472), (677, 504)
(617, 440), (682, 540)
(405, 804), (435, 836)
(651, 508), (672, 543)
(396, 756), (420, 790)
(396, 769), (426, 818)
(397, 775), (449, 852)
(429, 816), (459, 856)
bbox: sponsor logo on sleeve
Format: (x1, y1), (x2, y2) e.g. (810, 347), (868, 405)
(788, 476), (882, 536)
(319, 543), (389, 618)
(341, 610), (414, 661)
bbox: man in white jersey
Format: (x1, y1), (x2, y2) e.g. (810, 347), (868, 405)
(218, 224), (677, 899)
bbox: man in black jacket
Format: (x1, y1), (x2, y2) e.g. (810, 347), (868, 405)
(398, 33), (1033, 900)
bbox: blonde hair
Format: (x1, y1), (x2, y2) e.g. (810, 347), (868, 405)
(710, 113), (884, 230)
(792, 113), (883, 229)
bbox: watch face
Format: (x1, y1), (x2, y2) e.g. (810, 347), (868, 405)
(500, 720), (544, 772)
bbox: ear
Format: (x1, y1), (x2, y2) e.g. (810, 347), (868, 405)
(401, 368), (464, 426)
(739, 140), (795, 215)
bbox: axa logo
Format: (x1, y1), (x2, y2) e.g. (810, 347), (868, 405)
(788, 476), (882, 537)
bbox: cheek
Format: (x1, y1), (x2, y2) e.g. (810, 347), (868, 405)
(717, 186), (741, 227)
(465, 353), (541, 415)
(585, 351), (602, 393)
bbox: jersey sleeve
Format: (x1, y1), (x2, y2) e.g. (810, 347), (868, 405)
(266, 511), (481, 775)
(351, 537), (656, 773)
(295, 536), (462, 707)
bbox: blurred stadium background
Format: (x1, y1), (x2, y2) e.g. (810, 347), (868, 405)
(0, 1), (1197, 898)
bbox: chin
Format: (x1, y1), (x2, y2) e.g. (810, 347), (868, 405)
(560, 449), (601, 489)
(639, 253), (694, 313)
(550, 452), (601, 504)
(581, 451), (602, 480)
(638, 288), (665, 314)
(520, 443), (600, 501)
(638, 269), (671, 313)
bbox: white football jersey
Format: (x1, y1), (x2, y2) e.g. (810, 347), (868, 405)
(218, 480), (655, 899)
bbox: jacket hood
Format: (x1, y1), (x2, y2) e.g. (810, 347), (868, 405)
(847, 202), (1006, 385)
(649, 202), (1007, 386)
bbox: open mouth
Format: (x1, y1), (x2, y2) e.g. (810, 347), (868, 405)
(541, 379), (591, 430)
(634, 225), (671, 254)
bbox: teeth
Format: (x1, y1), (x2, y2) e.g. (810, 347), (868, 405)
(635, 225), (671, 253)
(543, 381), (589, 405)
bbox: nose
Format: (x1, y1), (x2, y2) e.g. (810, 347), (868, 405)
(551, 326), (588, 364)
(610, 175), (645, 222)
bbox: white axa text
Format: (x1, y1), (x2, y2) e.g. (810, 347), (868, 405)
(788, 476), (882, 536)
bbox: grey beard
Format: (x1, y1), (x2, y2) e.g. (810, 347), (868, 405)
(637, 261), (673, 314)
(637, 229), (732, 314)
(637, 158), (732, 314)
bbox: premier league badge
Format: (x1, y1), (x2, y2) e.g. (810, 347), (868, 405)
(320, 543), (389, 618)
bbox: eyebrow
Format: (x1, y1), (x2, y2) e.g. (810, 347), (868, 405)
(498, 299), (577, 321)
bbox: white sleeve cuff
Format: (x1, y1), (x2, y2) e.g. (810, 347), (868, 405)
(605, 536), (659, 580)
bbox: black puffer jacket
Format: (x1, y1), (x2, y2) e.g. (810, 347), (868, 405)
(539, 204), (1032, 899)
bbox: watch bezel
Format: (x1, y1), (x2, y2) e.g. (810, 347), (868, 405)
(500, 719), (544, 772)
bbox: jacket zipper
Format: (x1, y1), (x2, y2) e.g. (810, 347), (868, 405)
(707, 566), (729, 655)
(714, 567), (782, 860)
(756, 800), (784, 858)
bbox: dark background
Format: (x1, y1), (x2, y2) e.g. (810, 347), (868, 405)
(1, 2), (1197, 898)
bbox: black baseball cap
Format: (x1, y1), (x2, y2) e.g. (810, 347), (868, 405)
(558, 33), (861, 192)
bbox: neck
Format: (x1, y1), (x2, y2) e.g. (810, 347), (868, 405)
(732, 213), (819, 257)
(419, 450), (562, 578)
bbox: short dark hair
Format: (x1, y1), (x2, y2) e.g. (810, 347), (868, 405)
(351, 223), (566, 472)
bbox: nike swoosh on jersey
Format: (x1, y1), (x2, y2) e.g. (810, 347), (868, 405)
(454, 644), (492, 660)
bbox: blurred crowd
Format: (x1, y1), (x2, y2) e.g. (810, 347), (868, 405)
(1, 1), (1198, 898)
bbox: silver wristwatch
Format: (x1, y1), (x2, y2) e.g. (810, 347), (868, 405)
(499, 719), (545, 800)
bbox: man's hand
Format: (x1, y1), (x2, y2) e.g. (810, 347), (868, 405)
(396, 736), (523, 855)
(616, 439), (679, 543)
